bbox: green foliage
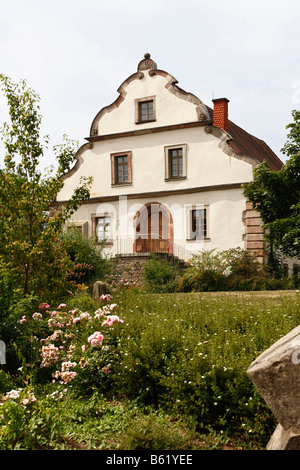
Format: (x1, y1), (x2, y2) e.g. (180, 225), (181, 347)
(143, 254), (179, 292)
(60, 226), (108, 290)
(243, 110), (300, 259)
(176, 248), (293, 292)
(112, 289), (299, 447)
(0, 257), (41, 373)
(0, 258), (20, 320)
(0, 385), (197, 450)
(0, 75), (92, 300)
(1, 286), (299, 450)
(0, 386), (64, 450)
(119, 409), (196, 450)
(0, 370), (16, 395)
(281, 109), (300, 159)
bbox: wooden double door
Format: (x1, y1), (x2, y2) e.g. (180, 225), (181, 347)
(134, 203), (173, 254)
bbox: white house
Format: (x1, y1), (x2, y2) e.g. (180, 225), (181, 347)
(53, 53), (284, 266)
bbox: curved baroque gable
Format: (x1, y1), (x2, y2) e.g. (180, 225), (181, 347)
(90, 53), (210, 137)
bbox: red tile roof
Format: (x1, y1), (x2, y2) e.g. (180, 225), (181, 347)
(206, 105), (283, 171)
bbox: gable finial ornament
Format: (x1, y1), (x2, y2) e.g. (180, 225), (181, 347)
(138, 53), (157, 72)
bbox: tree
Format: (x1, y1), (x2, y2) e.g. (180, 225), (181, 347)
(243, 110), (300, 261)
(0, 75), (92, 299)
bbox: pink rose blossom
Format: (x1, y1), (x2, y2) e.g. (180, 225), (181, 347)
(39, 303), (50, 309)
(101, 315), (124, 327)
(100, 294), (112, 301)
(88, 331), (104, 347)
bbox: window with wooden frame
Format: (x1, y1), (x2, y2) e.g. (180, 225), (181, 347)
(111, 151), (132, 186)
(135, 96), (156, 123)
(91, 213), (113, 244)
(164, 144), (187, 180)
(186, 206), (209, 241)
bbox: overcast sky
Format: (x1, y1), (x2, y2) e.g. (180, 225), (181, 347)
(1, 0), (299, 170)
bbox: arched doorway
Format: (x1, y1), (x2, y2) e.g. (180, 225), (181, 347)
(133, 202), (173, 254)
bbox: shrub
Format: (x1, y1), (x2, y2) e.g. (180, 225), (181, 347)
(0, 259), (40, 374)
(8, 293), (125, 396)
(0, 258), (18, 317)
(0, 385), (64, 450)
(177, 248), (292, 292)
(143, 254), (179, 292)
(60, 226), (108, 290)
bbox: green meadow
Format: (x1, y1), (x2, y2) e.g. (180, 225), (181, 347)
(1, 288), (298, 450)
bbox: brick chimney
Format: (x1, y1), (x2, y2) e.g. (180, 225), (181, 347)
(212, 98), (229, 133)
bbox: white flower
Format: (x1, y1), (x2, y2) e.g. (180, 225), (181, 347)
(5, 389), (21, 400)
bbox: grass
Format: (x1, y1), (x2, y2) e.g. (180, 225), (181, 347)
(1, 289), (299, 450)
(110, 289), (299, 448)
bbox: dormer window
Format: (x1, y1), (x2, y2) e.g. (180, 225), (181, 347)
(135, 96), (156, 124)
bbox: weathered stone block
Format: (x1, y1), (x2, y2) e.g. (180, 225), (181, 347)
(246, 241), (264, 250)
(245, 210), (261, 218)
(247, 325), (300, 449)
(246, 233), (264, 241)
(245, 218), (264, 226)
(267, 423), (300, 450)
(246, 226), (264, 234)
(247, 325), (300, 430)
(93, 281), (108, 299)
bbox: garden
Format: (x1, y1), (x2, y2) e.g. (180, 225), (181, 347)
(0, 74), (300, 452)
(1, 246), (299, 450)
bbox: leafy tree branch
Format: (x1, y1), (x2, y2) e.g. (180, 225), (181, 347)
(0, 75), (92, 298)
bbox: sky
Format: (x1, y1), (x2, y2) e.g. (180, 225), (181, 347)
(0, 0), (300, 170)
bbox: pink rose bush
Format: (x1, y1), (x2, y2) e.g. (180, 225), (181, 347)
(1, 387), (37, 405)
(53, 361), (78, 384)
(41, 344), (60, 368)
(15, 295), (124, 389)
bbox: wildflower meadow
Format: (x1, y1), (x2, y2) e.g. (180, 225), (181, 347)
(0, 283), (299, 450)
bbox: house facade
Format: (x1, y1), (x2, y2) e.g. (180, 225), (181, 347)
(53, 54), (284, 265)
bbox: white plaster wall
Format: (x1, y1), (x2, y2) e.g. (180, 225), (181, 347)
(97, 72), (200, 135)
(57, 126), (254, 202)
(66, 188), (247, 259)
(56, 63), (254, 258)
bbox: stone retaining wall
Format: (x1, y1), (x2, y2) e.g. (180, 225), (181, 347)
(107, 255), (151, 288)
